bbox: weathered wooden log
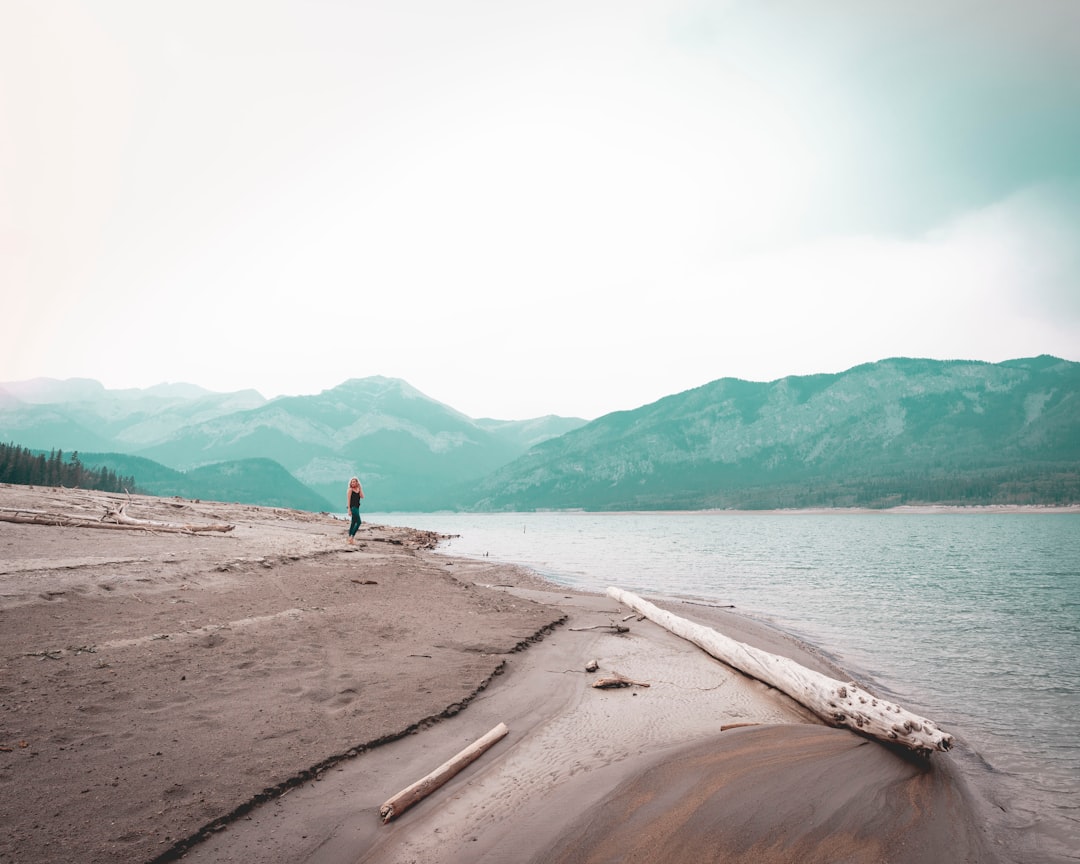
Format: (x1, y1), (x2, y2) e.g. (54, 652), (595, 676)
(379, 722), (509, 823)
(0, 511), (154, 531)
(0, 507), (67, 524)
(0, 506), (233, 534)
(607, 587), (953, 755)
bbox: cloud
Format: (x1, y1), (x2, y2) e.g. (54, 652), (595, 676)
(685, 182), (1080, 383)
(677, 0), (1080, 235)
(928, 182), (1080, 321)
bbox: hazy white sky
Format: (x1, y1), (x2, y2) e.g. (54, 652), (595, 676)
(3, 0), (1079, 419)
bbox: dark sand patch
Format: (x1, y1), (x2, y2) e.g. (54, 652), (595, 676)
(534, 724), (997, 864)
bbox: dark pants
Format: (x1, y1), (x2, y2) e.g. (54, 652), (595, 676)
(349, 506), (361, 537)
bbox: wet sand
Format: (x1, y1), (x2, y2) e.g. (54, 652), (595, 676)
(0, 485), (998, 863)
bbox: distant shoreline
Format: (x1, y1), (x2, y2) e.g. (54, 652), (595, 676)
(400, 504), (1080, 517)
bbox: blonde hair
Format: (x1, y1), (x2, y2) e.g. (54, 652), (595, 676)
(349, 476), (359, 486)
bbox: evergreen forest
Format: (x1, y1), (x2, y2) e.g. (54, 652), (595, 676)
(0, 443), (137, 494)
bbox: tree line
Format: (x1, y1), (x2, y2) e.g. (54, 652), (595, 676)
(0, 443), (137, 493)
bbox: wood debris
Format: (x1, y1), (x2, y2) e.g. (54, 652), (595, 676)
(591, 673), (650, 690)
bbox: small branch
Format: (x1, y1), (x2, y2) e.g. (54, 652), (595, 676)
(569, 622), (629, 633)
(592, 673), (650, 689)
(25, 649), (64, 660)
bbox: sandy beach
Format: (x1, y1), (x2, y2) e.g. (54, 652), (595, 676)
(1, 485), (999, 863)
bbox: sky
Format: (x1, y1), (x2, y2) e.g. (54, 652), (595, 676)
(3, 1), (1079, 420)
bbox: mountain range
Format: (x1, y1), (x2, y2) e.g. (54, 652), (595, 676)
(0, 376), (585, 511)
(468, 355), (1080, 510)
(2, 356), (1077, 512)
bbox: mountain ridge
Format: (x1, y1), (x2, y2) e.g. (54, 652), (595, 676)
(0, 375), (587, 511)
(2, 357), (1076, 511)
(461, 355), (1080, 510)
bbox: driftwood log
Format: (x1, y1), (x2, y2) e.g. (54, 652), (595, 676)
(607, 587), (953, 755)
(0, 503), (234, 535)
(379, 722), (509, 823)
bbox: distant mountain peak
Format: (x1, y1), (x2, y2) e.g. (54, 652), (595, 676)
(133, 382), (214, 399)
(0, 377), (265, 404)
(331, 376), (426, 399)
(1, 377), (108, 403)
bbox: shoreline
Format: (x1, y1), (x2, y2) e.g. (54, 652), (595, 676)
(0, 486), (1010, 862)
(491, 504), (1080, 515)
(184, 575), (997, 864)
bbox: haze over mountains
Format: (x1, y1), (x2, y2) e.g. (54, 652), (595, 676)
(2, 356), (1078, 512)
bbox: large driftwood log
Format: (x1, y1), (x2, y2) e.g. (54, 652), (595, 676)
(0, 510), (158, 532)
(607, 587), (953, 755)
(0, 505), (234, 535)
(379, 722), (509, 823)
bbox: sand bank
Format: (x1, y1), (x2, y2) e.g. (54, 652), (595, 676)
(0, 486), (997, 863)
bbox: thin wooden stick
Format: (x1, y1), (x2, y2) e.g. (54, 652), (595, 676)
(379, 722), (509, 823)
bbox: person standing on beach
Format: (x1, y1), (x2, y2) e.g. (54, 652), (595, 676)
(346, 476), (364, 544)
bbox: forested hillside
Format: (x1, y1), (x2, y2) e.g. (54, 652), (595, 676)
(463, 356), (1080, 511)
(0, 444), (136, 493)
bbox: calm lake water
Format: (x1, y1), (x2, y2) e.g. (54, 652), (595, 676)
(373, 509), (1080, 862)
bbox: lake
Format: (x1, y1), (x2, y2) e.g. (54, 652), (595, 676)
(372, 509), (1080, 862)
